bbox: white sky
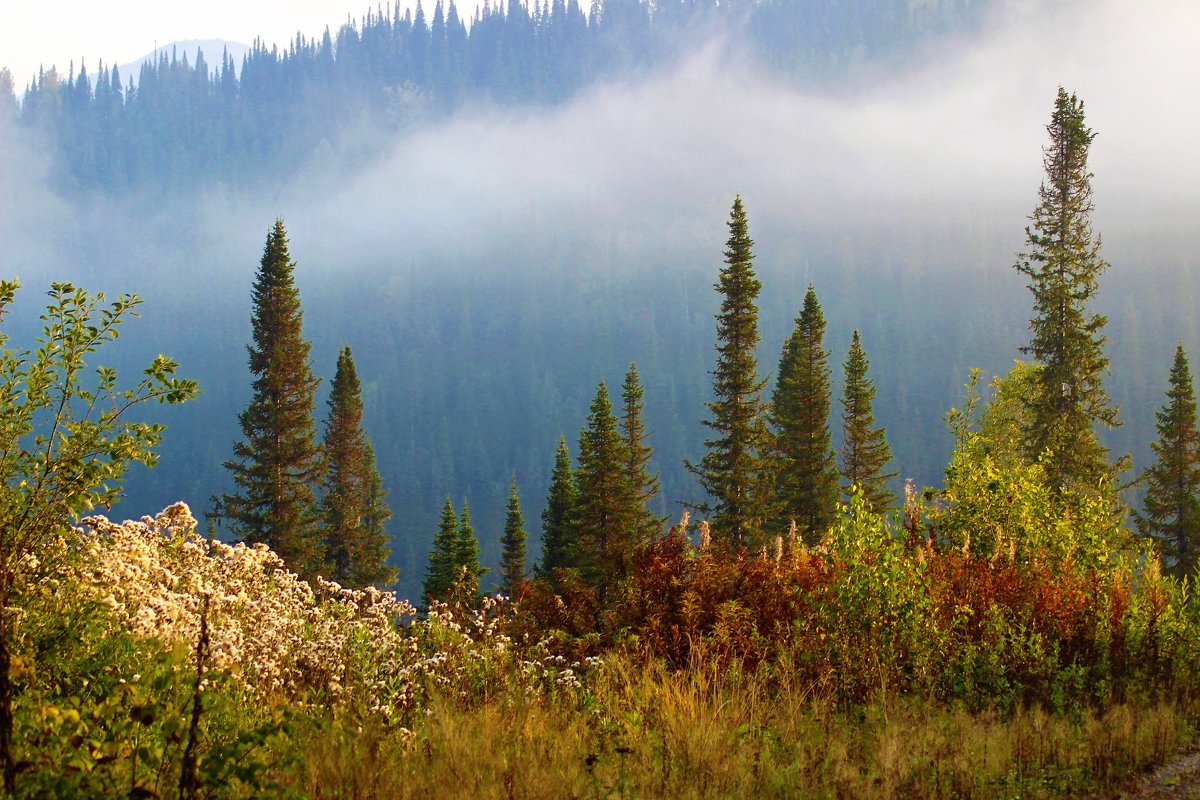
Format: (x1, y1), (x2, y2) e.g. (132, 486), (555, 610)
(0, 0), (466, 87)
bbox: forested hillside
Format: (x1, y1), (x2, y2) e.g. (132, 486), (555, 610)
(3, 0), (984, 191)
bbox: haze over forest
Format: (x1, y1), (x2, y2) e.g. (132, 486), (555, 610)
(1, 0), (1198, 599)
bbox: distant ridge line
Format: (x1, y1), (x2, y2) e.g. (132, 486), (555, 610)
(116, 39), (251, 86)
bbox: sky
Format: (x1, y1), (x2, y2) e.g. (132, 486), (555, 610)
(0, 0), (467, 87)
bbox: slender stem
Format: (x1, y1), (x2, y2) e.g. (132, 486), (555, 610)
(179, 595), (209, 800)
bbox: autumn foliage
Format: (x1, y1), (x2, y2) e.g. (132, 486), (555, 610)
(520, 486), (1197, 714)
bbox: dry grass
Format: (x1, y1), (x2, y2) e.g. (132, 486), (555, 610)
(286, 653), (1196, 799)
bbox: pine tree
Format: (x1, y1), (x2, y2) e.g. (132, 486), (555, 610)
(424, 498), (458, 603)
(575, 380), (637, 598)
(453, 499), (486, 601)
(839, 330), (896, 511)
(621, 362), (663, 541)
(0, 69), (15, 121)
(687, 196), (772, 548)
(321, 349), (364, 555)
(358, 444), (397, 587)
(1015, 87), (1121, 494)
(499, 477), (529, 596)
(1136, 345), (1200, 576)
(222, 220), (324, 580)
(770, 284), (839, 541)
(320, 347), (395, 588)
(539, 435), (578, 579)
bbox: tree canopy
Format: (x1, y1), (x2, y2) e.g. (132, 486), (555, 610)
(1015, 87), (1122, 498)
(770, 284), (839, 541)
(222, 220), (324, 581)
(839, 330), (896, 511)
(320, 346), (396, 588)
(688, 196), (773, 548)
(1137, 345), (1200, 576)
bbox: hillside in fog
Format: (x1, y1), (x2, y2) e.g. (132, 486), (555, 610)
(1, 0), (1197, 603)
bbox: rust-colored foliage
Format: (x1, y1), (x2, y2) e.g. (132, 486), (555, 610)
(611, 521), (836, 670)
(511, 510), (1196, 710)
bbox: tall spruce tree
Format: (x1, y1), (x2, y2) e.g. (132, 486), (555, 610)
(359, 444), (396, 586)
(575, 380), (638, 598)
(839, 330), (896, 510)
(1015, 87), (1121, 494)
(621, 362), (663, 541)
(687, 196), (772, 548)
(424, 497), (458, 603)
(1136, 345), (1200, 576)
(320, 346), (395, 588)
(453, 499), (486, 600)
(770, 284), (839, 541)
(539, 436), (578, 579)
(222, 220), (324, 580)
(499, 477), (529, 596)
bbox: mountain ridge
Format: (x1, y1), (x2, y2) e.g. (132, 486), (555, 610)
(116, 39), (250, 85)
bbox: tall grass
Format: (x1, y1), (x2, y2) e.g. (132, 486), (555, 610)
(288, 653), (1194, 799)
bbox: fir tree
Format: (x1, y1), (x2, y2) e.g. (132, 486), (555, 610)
(839, 330), (896, 511)
(320, 346), (395, 588)
(621, 362), (663, 541)
(499, 477), (529, 596)
(0, 69), (15, 121)
(1136, 345), (1200, 576)
(770, 284), (839, 541)
(539, 435), (578, 579)
(358, 444), (397, 587)
(575, 380), (637, 598)
(687, 196), (772, 548)
(423, 497), (458, 603)
(453, 499), (486, 601)
(1015, 87), (1121, 494)
(222, 220), (324, 580)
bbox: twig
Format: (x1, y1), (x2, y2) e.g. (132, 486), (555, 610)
(179, 594), (210, 800)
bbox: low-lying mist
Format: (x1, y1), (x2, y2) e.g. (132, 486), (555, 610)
(1, 0), (1197, 597)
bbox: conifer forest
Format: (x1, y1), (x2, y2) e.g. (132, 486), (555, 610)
(2, 0), (1200, 796)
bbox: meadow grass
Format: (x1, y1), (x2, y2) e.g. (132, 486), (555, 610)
(287, 653), (1194, 799)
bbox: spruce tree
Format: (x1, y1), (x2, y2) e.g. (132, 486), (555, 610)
(320, 346), (395, 588)
(687, 196), (772, 548)
(320, 347), (358, 578)
(423, 497), (458, 603)
(499, 477), (529, 596)
(453, 499), (486, 601)
(621, 362), (663, 541)
(770, 284), (839, 541)
(539, 436), (578, 579)
(1136, 345), (1200, 576)
(575, 380), (637, 597)
(839, 330), (896, 511)
(1015, 87), (1121, 494)
(222, 220), (324, 580)
(0, 69), (15, 121)
(358, 444), (397, 587)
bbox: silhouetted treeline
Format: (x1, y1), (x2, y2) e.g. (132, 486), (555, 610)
(4, 0), (984, 191)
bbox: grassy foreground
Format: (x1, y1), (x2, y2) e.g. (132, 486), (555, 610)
(291, 660), (1193, 800)
(10, 494), (1200, 798)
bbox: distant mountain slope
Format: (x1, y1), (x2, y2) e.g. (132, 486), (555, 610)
(117, 39), (250, 85)
(5, 0), (988, 193)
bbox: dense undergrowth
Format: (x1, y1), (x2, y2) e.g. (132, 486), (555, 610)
(7, 474), (1200, 798)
